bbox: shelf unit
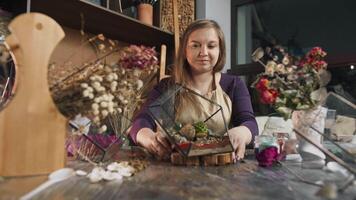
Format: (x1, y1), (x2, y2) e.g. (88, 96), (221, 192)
(27, 0), (174, 52)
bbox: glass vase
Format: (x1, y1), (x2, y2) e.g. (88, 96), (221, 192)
(292, 105), (328, 164)
(66, 113), (132, 163)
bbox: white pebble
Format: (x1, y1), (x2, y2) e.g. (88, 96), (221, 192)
(76, 170), (88, 176)
(88, 173), (102, 183)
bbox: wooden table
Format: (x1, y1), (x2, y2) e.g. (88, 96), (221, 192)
(1, 156), (355, 200)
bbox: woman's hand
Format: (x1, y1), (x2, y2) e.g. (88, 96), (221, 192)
(228, 126), (252, 162)
(136, 127), (172, 160)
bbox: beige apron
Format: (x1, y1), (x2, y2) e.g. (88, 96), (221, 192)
(175, 73), (232, 135)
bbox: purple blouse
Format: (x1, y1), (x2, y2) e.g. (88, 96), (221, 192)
(129, 73), (258, 148)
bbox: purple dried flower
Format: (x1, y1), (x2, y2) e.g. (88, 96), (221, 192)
(118, 45), (159, 69)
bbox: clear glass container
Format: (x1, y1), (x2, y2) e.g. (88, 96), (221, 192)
(148, 84), (233, 157)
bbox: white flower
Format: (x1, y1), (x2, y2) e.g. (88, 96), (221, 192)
(83, 90), (90, 97)
(111, 81), (118, 87)
(100, 101), (108, 108)
(136, 80), (143, 90)
(93, 116), (100, 123)
(86, 87), (94, 92)
(98, 64), (104, 69)
(101, 110), (108, 117)
(102, 94), (109, 101)
(92, 81), (101, 88)
(98, 86), (106, 92)
(111, 86), (117, 92)
(88, 94), (94, 99)
(118, 95), (124, 101)
(133, 69), (141, 77)
(251, 47), (264, 62)
(91, 103), (99, 110)
(81, 83), (89, 88)
(117, 108), (122, 113)
(265, 61), (276, 76)
(122, 100), (128, 105)
(276, 64), (286, 73)
(108, 101), (114, 107)
(112, 73), (118, 80)
(97, 76), (103, 82)
(93, 109), (100, 116)
(106, 74), (114, 82)
(99, 125), (107, 133)
(94, 97), (101, 103)
(282, 56), (290, 65)
(108, 107), (114, 113)
(108, 94), (115, 101)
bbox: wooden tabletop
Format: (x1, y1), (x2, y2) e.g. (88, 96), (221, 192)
(1, 156), (355, 200)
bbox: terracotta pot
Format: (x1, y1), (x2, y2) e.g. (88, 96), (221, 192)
(137, 3), (153, 25)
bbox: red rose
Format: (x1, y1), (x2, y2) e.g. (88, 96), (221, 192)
(260, 89), (278, 104)
(312, 60), (327, 71)
(255, 78), (269, 92)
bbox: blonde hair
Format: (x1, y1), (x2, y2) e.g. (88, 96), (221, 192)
(173, 19), (226, 85)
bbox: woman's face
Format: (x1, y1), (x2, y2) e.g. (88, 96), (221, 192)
(185, 27), (220, 75)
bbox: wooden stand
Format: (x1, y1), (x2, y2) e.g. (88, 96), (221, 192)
(0, 13), (67, 176)
(171, 152), (233, 166)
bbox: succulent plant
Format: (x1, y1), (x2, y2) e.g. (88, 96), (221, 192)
(194, 121), (208, 138)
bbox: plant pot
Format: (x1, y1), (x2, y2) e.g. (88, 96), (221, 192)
(137, 3), (153, 25)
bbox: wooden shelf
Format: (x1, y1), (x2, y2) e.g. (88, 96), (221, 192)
(28, 0), (174, 49)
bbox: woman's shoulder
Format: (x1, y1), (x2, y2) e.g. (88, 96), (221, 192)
(219, 73), (244, 89)
(153, 76), (175, 92)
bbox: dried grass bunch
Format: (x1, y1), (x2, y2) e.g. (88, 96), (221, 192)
(51, 34), (159, 135)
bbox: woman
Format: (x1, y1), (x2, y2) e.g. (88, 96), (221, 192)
(129, 19), (258, 162)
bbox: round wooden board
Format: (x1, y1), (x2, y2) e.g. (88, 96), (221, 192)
(170, 152), (233, 166)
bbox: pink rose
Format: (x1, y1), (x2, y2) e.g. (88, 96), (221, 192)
(255, 146), (279, 167)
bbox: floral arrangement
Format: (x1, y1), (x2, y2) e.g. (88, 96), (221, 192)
(52, 34), (159, 163)
(251, 46), (328, 119)
(80, 43), (159, 134)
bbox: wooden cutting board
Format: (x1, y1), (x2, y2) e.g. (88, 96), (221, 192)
(0, 13), (67, 176)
